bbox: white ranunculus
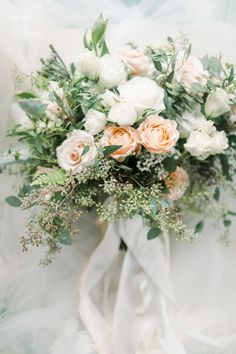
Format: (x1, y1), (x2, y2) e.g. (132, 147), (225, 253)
(100, 89), (121, 107)
(179, 115), (216, 138)
(108, 102), (138, 126)
(118, 77), (165, 114)
(175, 53), (208, 91)
(205, 88), (231, 118)
(77, 50), (101, 81)
(184, 129), (228, 159)
(99, 54), (127, 89)
(178, 104), (204, 137)
(57, 130), (97, 173)
(84, 109), (107, 135)
(184, 131), (212, 158)
(211, 130), (229, 153)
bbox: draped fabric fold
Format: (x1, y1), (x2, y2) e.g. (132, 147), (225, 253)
(78, 216), (186, 354)
(78, 215), (236, 353)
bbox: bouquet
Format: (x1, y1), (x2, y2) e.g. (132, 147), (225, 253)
(3, 16), (236, 263)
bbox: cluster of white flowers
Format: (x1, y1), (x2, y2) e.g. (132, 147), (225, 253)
(83, 76), (165, 135)
(77, 50), (127, 89)
(57, 46), (233, 169)
(77, 49), (165, 134)
(181, 105), (229, 159)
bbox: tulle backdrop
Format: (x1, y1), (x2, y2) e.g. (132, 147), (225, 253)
(1, 1), (236, 353)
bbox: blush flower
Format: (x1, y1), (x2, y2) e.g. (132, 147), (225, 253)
(175, 54), (208, 92)
(100, 125), (140, 162)
(57, 130), (97, 173)
(165, 167), (189, 201)
(115, 47), (154, 76)
(138, 115), (179, 154)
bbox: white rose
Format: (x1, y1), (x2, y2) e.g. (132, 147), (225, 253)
(179, 114), (216, 138)
(108, 102), (138, 126)
(57, 130), (97, 173)
(84, 109), (106, 135)
(175, 53), (208, 91)
(211, 130), (229, 153)
(184, 129), (228, 159)
(77, 49), (101, 81)
(184, 131), (214, 159)
(205, 88), (231, 118)
(178, 104), (204, 137)
(118, 77), (165, 114)
(99, 54), (127, 89)
(100, 89), (121, 107)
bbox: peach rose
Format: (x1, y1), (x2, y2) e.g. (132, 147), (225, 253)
(115, 47), (153, 76)
(165, 167), (189, 201)
(138, 115), (179, 154)
(100, 125), (140, 162)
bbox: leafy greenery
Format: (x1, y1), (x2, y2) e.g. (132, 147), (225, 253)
(147, 227), (162, 240)
(3, 15), (236, 263)
(5, 196), (22, 208)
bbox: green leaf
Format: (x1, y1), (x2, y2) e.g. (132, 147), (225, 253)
(229, 134), (236, 147)
(70, 62), (76, 75)
(83, 29), (92, 50)
(194, 221), (204, 234)
(164, 92), (172, 112)
(160, 200), (171, 208)
(5, 196), (22, 208)
(166, 70), (174, 83)
(223, 219), (231, 227)
(35, 139), (43, 154)
(153, 60), (162, 72)
(163, 157), (177, 172)
(213, 187), (220, 201)
(185, 44), (192, 60)
(19, 99), (47, 120)
(92, 14), (108, 45)
(75, 121), (85, 129)
(95, 156), (99, 171)
(228, 210), (236, 216)
(147, 227), (162, 240)
(58, 229), (72, 245)
(32, 170), (67, 186)
(151, 197), (158, 216)
(18, 185), (34, 198)
(201, 55), (209, 70)
(82, 145), (90, 156)
(219, 154), (232, 181)
(103, 145), (122, 157)
(167, 36), (174, 43)
(16, 92), (37, 99)
(100, 40), (109, 56)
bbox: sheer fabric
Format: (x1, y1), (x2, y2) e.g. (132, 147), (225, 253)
(0, 1), (236, 353)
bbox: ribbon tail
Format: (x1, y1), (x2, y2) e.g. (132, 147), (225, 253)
(78, 222), (121, 354)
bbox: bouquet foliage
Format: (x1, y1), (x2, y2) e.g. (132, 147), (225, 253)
(3, 16), (236, 262)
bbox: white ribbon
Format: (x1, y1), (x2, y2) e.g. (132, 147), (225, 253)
(78, 215), (225, 354)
